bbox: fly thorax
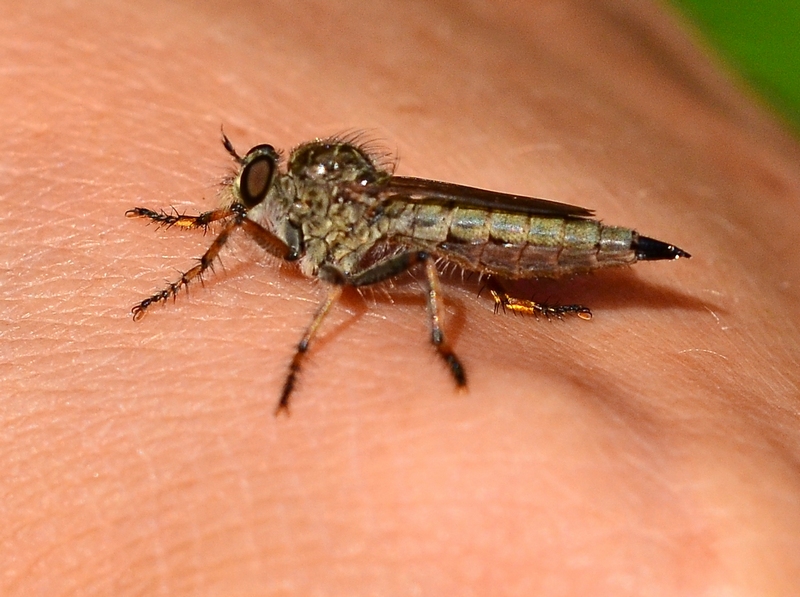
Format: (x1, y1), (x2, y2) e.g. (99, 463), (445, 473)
(285, 140), (392, 277)
(288, 140), (383, 186)
(290, 184), (332, 239)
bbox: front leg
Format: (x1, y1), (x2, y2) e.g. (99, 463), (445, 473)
(129, 204), (296, 321)
(130, 216), (240, 321)
(125, 206), (234, 230)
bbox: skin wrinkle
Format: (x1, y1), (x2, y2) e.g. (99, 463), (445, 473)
(1, 0), (799, 595)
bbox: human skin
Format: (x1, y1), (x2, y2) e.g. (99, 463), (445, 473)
(1, 0), (799, 595)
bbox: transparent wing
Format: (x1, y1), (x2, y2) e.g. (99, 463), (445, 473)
(374, 176), (594, 219)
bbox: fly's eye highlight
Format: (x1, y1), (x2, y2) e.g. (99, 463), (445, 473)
(238, 144), (278, 208)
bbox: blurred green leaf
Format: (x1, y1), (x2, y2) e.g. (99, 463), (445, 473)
(670, 0), (800, 130)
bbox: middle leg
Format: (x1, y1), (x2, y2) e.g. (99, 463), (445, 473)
(276, 283), (344, 416)
(422, 256), (467, 387)
(321, 251), (466, 389)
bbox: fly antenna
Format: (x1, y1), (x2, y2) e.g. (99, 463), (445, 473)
(220, 126), (244, 164)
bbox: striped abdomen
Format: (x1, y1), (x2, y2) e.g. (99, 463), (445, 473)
(386, 202), (641, 278)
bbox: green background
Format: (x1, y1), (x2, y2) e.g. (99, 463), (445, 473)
(670, 0), (800, 131)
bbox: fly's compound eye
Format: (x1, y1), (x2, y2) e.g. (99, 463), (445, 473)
(238, 144), (279, 208)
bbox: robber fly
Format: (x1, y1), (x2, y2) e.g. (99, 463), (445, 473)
(127, 132), (690, 414)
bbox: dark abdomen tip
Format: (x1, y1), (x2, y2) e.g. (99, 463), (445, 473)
(634, 235), (691, 260)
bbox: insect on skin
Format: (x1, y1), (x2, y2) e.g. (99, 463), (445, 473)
(127, 132), (690, 415)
